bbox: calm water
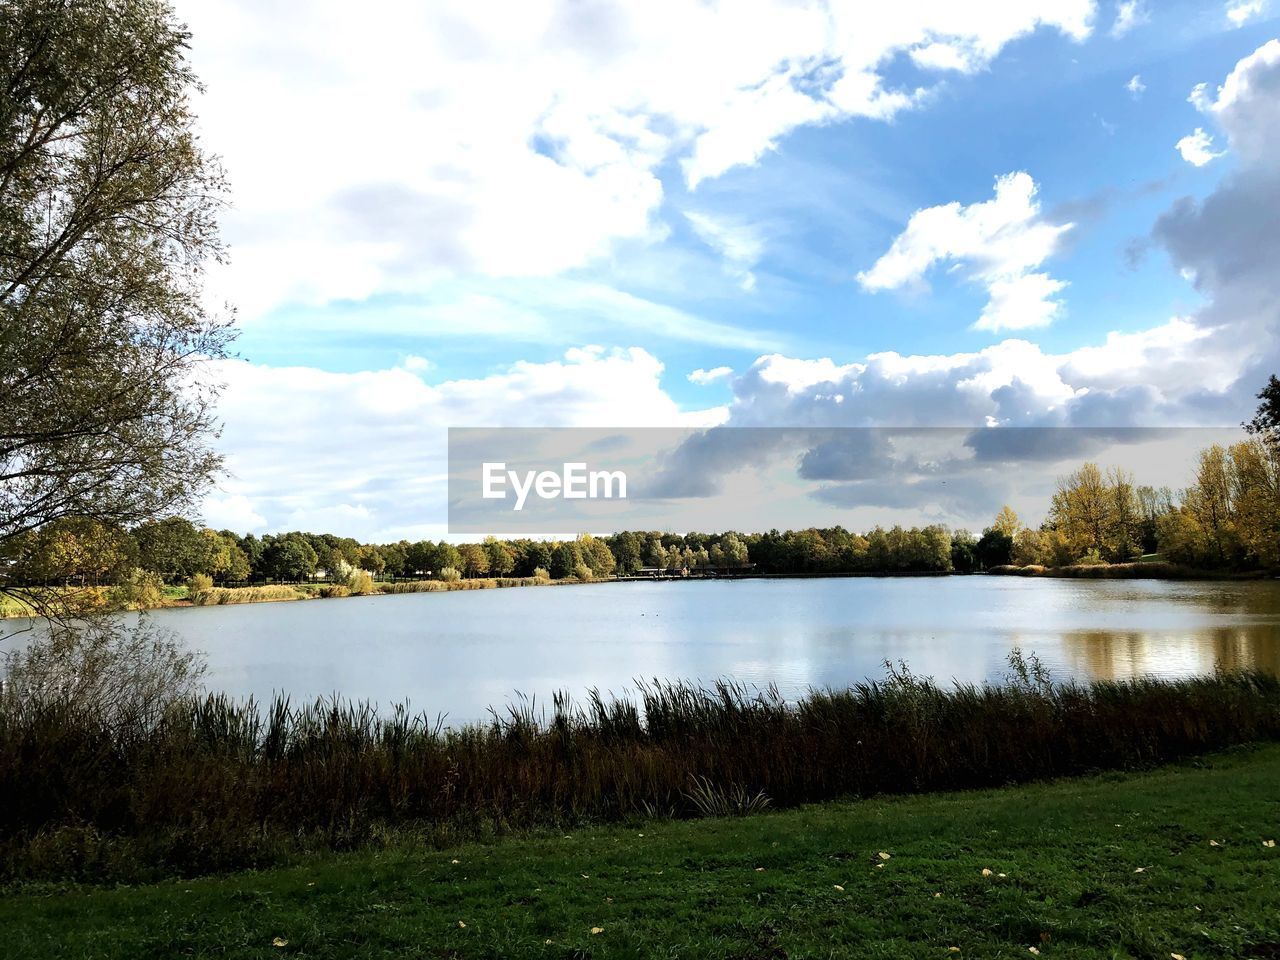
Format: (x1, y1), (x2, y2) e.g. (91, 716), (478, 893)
(53, 576), (1280, 723)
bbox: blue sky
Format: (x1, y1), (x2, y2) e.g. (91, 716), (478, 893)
(172, 0), (1280, 538)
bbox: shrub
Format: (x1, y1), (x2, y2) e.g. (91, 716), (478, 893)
(109, 568), (167, 611)
(0, 619), (205, 734)
(438, 567), (462, 582)
(573, 562), (594, 582)
(347, 570), (375, 595)
(186, 573), (214, 599)
(319, 584), (351, 599)
(533, 567), (551, 581)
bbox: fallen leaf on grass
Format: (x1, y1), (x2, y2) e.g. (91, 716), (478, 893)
(833, 885), (845, 892)
(1264, 840), (1276, 848)
(1134, 867), (1146, 873)
(948, 948), (960, 954)
(271, 938), (288, 948)
(876, 863), (885, 869)
(755, 867), (765, 872)
(591, 927), (604, 935)
(1029, 949), (1040, 956)
(934, 892), (943, 898)
(982, 869), (994, 877)
(457, 921), (466, 929)
(878, 851), (892, 861)
(1209, 840), (1221, 847)
(1171, 954), (1187, 960)
(451, 859), (460, 864)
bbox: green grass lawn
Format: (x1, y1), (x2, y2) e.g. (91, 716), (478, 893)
(6, 746), (1280, 960)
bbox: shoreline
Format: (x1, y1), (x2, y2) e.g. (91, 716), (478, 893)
(6, 563), (1277, 620)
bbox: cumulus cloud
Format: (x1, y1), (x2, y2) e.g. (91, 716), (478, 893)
(175, 0), (1097, 320)
(689, 366), (734, 385)
(1126, 74), (1146, 98)
(1187, 39), (1280, 162)
(1110, 1), (1149, 37)
(857, 172), (1072, 332)
(1176, 128), (1225, 166)
(1226, 0), (1267, 26)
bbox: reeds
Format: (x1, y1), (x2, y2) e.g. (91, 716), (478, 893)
(1, 669), (1277, 881)
(191, 585), (307, 606)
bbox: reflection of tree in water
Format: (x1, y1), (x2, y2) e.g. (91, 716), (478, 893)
(1086, 582), (1280, 617)
(1054, 626), (1280, 682)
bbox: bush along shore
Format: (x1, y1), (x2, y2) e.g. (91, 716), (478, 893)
(2, 659), (1278, 883)
(986, 561), (1275, 580)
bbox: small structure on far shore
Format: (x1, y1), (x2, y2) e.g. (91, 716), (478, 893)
(629, 564), (756, 579)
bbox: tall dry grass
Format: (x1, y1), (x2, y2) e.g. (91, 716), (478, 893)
(0, 658), (1277, 881)
(191, 585), (306, 606)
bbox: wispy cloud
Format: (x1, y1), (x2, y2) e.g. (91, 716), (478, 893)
(1110, 1), (1150, 37)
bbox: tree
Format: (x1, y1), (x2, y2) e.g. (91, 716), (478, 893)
(482, 536), (515, 577)
(549, 541), (581, 580)
(1245, 374), (1280, 444)
(261, 535), (317, 582)
(950, 528), (977, 573)
(577, 534), (615, 578)
(133, 518), (207, 582)
(608, 531), (642, 575)
(1, 0), (232, 614)
(991, 505), (1022, 538)
(975, 528), (1013, 569)
(433, 542), (462, 576)
(457, 543), (489, 578)
(14, 516), (134, 585)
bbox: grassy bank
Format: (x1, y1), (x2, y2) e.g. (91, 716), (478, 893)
(3, 668), (1278, 882)
(5, 744), (1280, 959)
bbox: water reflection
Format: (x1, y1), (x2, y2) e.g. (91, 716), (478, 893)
(1056, 625), (1280, 681)
(6, 576), (1280, 722)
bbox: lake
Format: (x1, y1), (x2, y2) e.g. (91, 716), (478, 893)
(59, 575), (1280, 724)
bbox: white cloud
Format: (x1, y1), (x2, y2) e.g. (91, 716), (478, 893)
(1175, 127), (1225, 166)
(201, 494), (267, 532)
(1225, 0), (1267, 26)
(175, 0), (1097, 320)
(684, 212), (765, 291)
(1110, 1), (1149, 37)
(1188, 39), (1280, 162)
(857, 172), (1072, 332)
(204, 347), (726, 539)
(688, 366), (734, 385)
(1126, 74), (1146, 97)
